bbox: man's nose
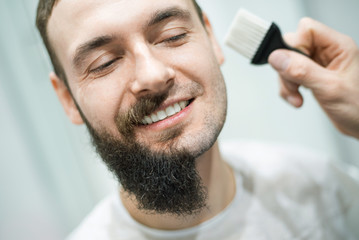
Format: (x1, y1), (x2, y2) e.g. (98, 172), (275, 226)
(130, 43), (175, 96)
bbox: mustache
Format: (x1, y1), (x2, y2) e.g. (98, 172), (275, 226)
(115, 92), (169, 138)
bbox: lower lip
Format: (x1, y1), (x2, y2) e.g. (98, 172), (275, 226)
(140, 101), (194, 131)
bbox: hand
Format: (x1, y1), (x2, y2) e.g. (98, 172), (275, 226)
(268, 18), (359, 139)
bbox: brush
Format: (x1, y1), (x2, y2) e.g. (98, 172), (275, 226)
(225, 9), (305, 65)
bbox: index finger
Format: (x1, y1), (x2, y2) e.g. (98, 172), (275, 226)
(286, 18), (357, 68)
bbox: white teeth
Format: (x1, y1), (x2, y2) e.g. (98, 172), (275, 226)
(179, 101), (187, 109)
(151, 113), (159, 122)
(165, 106), (176, 116)
(157, 111), (167, 120)
(141, 100), (190, 125)
(174, 103), (181, 113)
(144, 116), (153, 124)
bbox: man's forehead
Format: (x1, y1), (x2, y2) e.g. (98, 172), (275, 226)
(47, 0), (196, 63)
(48, 0), (195, 33)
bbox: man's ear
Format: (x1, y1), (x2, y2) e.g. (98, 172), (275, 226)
(50, 72), (84, 125)
(202, 13), (225, 65)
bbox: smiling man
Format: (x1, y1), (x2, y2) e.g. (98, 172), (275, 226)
(39, 0), (233, 231)
(36, 0), (359, 239)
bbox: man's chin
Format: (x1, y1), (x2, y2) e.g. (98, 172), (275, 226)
(82, 103), (221, 215)
(88, 129), (208, 215)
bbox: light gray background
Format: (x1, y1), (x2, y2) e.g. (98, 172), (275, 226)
(1, 0), (358, 239)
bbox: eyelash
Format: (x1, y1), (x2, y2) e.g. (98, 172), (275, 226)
(90, 58), (120, 74)
(88, 33), (187, 74)
(164, 33), (187, 43)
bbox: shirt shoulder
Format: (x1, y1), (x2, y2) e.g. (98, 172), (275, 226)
(220, 140), (332, 184)
(66, 194), (140, 240)
(219, 140), (357, 211)
(220, 140), (359, 239)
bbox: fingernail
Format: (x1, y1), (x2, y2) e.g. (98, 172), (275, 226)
(269, 51), (290, 71)
(287, 96), (300, 107)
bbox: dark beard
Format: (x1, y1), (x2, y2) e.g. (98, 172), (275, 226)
(80, 92), (208, 216)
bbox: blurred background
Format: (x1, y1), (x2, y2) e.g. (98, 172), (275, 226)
(1, 0), (359, 239)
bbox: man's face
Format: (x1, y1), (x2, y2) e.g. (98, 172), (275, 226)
(48, 0), (227, 214)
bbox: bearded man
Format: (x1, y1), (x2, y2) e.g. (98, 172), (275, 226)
(36, 0), (359, 239)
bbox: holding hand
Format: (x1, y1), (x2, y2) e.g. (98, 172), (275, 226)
(268, 18), (359, 139)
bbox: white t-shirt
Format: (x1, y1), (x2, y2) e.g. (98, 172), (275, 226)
(67, 141), (359, 240)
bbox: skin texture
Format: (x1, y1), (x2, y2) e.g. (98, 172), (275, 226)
(48, 0), (235, 230)
(269, 18), (359, 139)
(48, 0), (227, 152)
(46, 0), (359, 232)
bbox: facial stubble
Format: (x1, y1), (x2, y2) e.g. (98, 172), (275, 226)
(80, 92), (209, 216)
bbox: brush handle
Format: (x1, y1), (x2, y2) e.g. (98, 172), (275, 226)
(251, 23), (307, 65)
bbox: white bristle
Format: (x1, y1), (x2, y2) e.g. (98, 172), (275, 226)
(225, 9), (271, 60)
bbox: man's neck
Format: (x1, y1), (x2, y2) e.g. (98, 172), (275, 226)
(120, 141), (236, 230)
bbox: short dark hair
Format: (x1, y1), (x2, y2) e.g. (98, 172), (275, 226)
(36, 0), (204, 85)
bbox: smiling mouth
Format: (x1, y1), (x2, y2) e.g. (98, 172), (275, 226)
(141, 99), (193, 125)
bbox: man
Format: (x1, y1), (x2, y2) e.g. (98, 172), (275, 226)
(36, 0), (359, 239)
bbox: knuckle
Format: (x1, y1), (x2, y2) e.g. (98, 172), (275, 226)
(288, 61), (308, 80)
(298, 17), (314, 29)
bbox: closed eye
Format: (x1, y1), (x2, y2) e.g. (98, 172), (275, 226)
(90, 57), (121, 74)
(164, 33), (187, 43)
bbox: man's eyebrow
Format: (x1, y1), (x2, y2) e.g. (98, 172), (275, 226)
(146, 7), (192, 28)
(71, 7), (190, 69)
(72, 35), (117, 69)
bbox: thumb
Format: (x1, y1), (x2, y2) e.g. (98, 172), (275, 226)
(268, 49), (332, 90)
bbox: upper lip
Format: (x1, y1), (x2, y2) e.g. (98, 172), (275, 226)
(152, 97), (193, 113)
